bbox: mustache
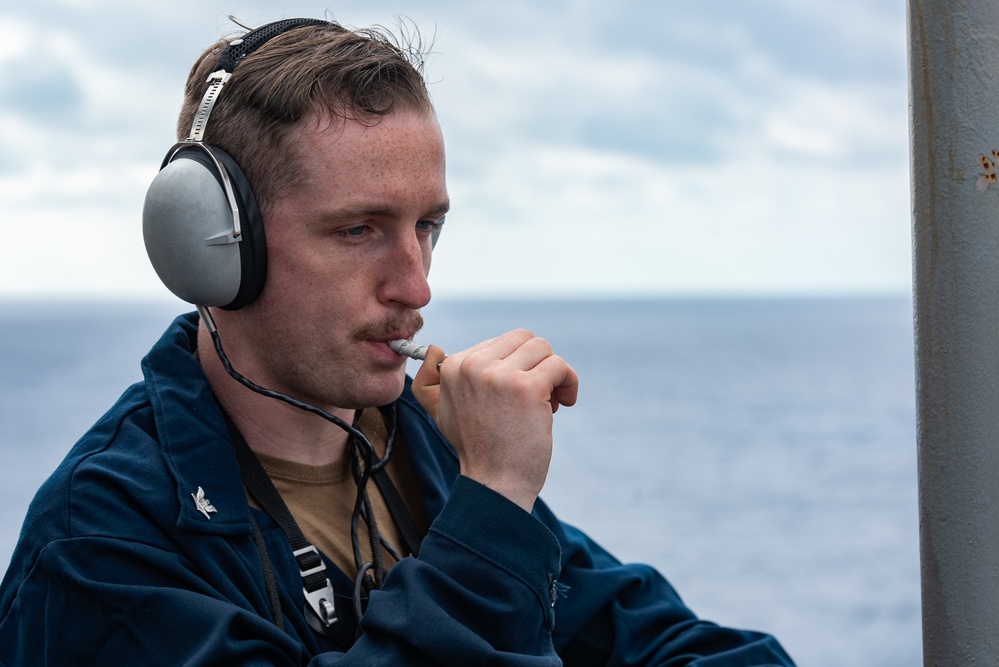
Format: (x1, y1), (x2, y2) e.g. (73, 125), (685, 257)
(352, 311), (424, 342)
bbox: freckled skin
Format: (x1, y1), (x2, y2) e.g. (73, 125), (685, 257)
(210, 110), (448, 415)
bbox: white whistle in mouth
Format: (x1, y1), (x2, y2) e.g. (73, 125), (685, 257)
(388, 339), (429, 360)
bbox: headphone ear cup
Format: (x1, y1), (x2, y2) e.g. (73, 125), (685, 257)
(208, 147), (267, 310)
(143, 145), (266, 309)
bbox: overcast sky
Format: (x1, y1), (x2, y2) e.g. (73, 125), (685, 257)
(0, 0), (908, 301)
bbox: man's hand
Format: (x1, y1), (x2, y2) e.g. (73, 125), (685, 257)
(411, 330), (579, 512)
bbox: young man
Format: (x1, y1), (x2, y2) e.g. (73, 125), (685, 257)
(0, 19), (795, 665)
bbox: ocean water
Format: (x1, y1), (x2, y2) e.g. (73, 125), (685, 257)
(0, 296), (920, 665)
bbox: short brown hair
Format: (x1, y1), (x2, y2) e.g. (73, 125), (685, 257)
(177, 20), (433, 217)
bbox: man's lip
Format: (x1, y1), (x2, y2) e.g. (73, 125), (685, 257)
(365, 335), (418, 359)
(371, 332), (416, 344)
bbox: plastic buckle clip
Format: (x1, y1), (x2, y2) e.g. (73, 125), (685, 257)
(293, 545), (338, 628)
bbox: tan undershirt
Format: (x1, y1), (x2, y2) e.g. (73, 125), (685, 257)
(252, 408), (428, 579)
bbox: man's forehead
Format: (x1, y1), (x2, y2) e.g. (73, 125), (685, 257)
(271, 109), (447, 222)
(287, 110), (445, 182)
(295, 108), (442, 144)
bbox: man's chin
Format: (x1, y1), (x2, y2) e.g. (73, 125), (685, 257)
(345, 371), (408, 409)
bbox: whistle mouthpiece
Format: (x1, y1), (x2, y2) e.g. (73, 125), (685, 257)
(388, 339), (429, 361)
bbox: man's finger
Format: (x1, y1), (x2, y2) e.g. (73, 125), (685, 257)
(534, 355), (579, 409)
(411, 345), (448, 418)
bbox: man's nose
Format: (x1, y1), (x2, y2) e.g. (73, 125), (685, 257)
(380, 232), (432, 309)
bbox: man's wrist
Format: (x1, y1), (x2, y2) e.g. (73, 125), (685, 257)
(458, 469), (539, 513)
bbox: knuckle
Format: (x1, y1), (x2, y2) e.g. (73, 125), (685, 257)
(457, 351), (483, 374)
(509, 328), (534, 341)
(530, 336), (553, 355)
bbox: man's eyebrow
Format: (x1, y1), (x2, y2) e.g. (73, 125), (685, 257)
(427, 201), (450, 218)
(322, 200), (450, 221)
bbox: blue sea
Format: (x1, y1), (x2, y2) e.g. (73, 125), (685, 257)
(0, 296), (920, 665)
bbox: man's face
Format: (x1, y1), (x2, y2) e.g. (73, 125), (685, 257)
(231, 109), (448, 411)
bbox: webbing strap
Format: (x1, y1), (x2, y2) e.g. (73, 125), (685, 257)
(224, 416), (339, 634)
(372, 468), (423, 557)
(223, 405), (426, 644)
(372, 405), (424, 558)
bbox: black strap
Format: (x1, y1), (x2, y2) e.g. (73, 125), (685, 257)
(228, 420), (307, 549)
(372, 404), (424, 558)
(226, 418), (319, 568)
(251, 517), (284, 630)
(372, 468), (423, 557)
(223, 405), (426, 644)
(224, 416), (339, 636)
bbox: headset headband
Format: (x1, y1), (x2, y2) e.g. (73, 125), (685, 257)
(188, 18), (331, 142)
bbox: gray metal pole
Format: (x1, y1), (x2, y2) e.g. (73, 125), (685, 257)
(909, 1), (999, 663)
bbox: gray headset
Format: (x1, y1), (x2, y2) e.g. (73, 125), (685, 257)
(142, 19), (330, 310)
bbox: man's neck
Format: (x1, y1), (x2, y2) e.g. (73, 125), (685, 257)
(198, 324), (354, 466)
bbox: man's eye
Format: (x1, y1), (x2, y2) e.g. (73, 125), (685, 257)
(417, 217), (445, 233)
(338, 225), (369, 239)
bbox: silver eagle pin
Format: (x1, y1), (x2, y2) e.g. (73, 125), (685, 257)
(191, 486), (217, 519)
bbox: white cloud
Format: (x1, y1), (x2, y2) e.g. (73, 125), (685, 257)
(435, 140), (910, 297)
(757, 81), (904, 162)
(0, 19), (31, 63)
(0, 1), (912, 299)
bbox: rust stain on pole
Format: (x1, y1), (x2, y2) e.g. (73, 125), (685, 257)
(909, 0), (999, 664)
